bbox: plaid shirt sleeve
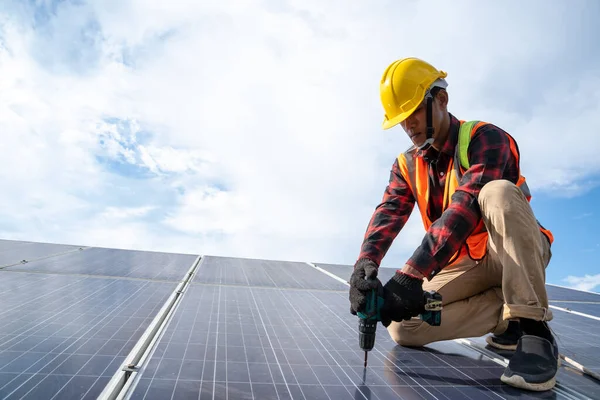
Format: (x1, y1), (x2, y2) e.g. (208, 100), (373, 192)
(406, 124), (516, 279)
(357, 158), (415, 266)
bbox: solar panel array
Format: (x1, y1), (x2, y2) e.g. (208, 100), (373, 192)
(0, 240), (82, 268)
(192, 257), (348, 291)
(6, 247), (198, 282)
(0, 239), (195, 400)
(0, 239), (598, 400)
(124, 256), (600, 400)
(128, 284), (524, 400)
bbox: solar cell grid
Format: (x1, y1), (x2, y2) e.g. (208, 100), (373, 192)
(547, 309), (600, 374)
(193, 256), (348, 291)
(0, 239), (33, 251)
(550, 301), (600, 317)
(0, 240), (81, 268)
(126, 284), (566, 400)
(546, 284), (600, 302)
(463, 334), (600, 400)
(1, 239), (598, 400)
(0, 271), (176, 400)
(5, 247), (197, 281)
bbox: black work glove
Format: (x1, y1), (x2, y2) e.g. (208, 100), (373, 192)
(380, 272), (425, 327)
(349, 258), (380, 315)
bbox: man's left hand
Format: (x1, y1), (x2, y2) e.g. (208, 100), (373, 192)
(381, 269), (425, 327)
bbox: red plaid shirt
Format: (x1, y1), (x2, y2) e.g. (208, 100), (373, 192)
(358, 114), (521, 279)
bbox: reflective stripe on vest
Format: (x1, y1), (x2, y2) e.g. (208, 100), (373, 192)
(398, 120), (554, 274)
(455, 120), (532, 200)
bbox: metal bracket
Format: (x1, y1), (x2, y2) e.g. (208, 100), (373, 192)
(123, 364), (137, 373)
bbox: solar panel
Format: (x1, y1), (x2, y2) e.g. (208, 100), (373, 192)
(123, 258), (597, 400)
(0, 239), (33, 251)
(193, 256), (348, 291)
(2, 239), (598, 399)
(0, 270), (177, 400)
(547, 308), (600, 373)
(126, 285), (487, 399)
(550, 301), (600, 317)
(547, 284), (600, 302)
(0, 239), (82, 268)
(313, 263), (398, 285)
(4, 247), (197, 281)
(463, 331), (600, 400)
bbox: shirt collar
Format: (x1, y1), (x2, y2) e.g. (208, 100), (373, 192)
(440, 113), (460, 156)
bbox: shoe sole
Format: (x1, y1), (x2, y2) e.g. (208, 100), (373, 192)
(500, 359), (561, 392)
(500, 374), (556, 392)
(485, 336), (517, 351)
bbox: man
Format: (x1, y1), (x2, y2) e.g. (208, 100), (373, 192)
(349, 57), (558, 392)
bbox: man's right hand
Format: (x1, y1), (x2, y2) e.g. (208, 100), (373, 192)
(349, 258), (381, 315)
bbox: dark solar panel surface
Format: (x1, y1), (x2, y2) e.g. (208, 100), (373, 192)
(548, 308), (600, 374)
(5, 247), (197, 281)
(546, 284), (600, 302)
(0, 270), (176, 400)
(1, 239), (599, 399)
(0, 239), (33, 252)
(129, 286), (490, 399)
(127, 284), (580, 399)
(465, 334), (600, 400)
(314, 263), (397, 284)
(193, 256), (348, 291)
(0, 239), (82, 267)
(550, 301), (600, 317)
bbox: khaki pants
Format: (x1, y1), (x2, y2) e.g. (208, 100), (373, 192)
(387, 179), (553, 347)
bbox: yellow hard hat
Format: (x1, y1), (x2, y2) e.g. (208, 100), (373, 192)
(380, 57), (448, 130)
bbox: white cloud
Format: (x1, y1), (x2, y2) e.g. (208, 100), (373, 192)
(100, 206), (155, 219)
(138, 145), (216, 175)
(563, 274), (600, 292)
(0, 0), (599, 269)
(163, 186), (251, 235)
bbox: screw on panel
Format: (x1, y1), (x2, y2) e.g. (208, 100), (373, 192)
(123, 363), (137, 372)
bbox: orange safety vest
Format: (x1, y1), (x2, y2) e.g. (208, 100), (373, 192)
(397, 120), (554, 268)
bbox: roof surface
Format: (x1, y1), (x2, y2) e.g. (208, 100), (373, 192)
(0, 239), (598, 399)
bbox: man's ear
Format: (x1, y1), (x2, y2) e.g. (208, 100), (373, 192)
(436, 89), (449, 111)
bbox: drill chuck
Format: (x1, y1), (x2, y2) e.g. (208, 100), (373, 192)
(358, 319), (377, 351)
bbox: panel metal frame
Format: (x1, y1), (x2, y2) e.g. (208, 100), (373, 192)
(97, 256), (202, 400)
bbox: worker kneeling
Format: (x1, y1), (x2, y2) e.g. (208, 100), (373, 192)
(349, 57), (557, 392)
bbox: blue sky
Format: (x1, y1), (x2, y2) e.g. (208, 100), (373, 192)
(533, 189), (600, 290)
(1, 0), (600, 292)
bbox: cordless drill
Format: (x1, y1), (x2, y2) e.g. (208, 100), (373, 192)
(357, 281), (443, 367)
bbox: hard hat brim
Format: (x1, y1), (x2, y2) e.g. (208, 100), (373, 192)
(382, 106), (417, 130)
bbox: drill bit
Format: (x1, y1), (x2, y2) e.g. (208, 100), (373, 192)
(364, 351), (368, 368)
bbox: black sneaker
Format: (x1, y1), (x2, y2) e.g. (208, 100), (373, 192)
(486, 320), (522, 351)
(500, 334), (560, 391)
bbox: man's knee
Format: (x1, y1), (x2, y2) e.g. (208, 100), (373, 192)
(478, 179), (524, 211)
(387, 319), (430, 347)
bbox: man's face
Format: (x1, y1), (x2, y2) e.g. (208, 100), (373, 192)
(400, 90), (448, 148)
